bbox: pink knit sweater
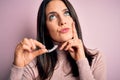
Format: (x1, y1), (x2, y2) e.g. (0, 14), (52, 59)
(9, 49), (106, 80)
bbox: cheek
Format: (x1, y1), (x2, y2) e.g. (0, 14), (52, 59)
(46, 23), (58, 36)
(67, 18), (74, 26)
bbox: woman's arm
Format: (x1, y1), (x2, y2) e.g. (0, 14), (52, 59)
(9, 65), (25, 80)
(76, 51), (106, 80)
(58, 23), (106, 80)
(9, 38), (47, 80)
(9, 59), (39, 80)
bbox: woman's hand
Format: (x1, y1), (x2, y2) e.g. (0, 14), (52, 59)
(14, 38), (47, 67)
(59, 23), (86, 61)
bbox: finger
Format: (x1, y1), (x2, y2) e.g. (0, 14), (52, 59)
(32, 48), (48, 57)
(33, 40), (46, 49)
(59, 42), (68, 50)
(68, 47), (74, 52)
(72, 22), (78, 39)
(64, 41), (72, 51)
(22, 38), (32, 47)
(30, 39), (36, 50)
(21, 38), (35, 52)
(22, 45), (31, 52)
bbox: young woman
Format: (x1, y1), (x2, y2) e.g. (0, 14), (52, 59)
(10, 0), (106, 80)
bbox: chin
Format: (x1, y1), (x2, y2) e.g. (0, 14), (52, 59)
(51, 34), (73, 43)
(58, 36), (73, 42)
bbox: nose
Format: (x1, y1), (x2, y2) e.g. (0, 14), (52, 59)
(58, 15), (66, 26)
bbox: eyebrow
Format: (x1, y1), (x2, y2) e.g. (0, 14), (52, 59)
(46, 8), (69, 17)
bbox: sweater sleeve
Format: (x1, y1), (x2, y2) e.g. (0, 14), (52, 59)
(9, 59), (38, 80)
(9, 65), (25, 80)
(76, 51), (106, 80)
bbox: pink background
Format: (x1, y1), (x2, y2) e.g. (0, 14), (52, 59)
(0, 0), (120, 80)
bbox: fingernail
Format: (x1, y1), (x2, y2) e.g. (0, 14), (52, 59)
(45, 49), (48, 52)
(42, 45), (46, 49)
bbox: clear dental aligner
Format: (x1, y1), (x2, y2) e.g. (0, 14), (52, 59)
(47, 45), (58, 53)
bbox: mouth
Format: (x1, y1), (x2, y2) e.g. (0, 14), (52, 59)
(59, 28), (70, 33)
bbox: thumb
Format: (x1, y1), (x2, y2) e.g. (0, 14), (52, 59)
(32, 49), (48, 58)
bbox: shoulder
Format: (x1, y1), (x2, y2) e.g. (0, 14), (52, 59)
(88, 49), (105, 68)
(87, 48), (103, 59)
(88, 49), (106, 80)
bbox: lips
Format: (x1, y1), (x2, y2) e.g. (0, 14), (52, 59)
(59, 28), (70, 33)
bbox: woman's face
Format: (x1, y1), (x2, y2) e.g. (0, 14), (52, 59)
(46, 0), (74, 42)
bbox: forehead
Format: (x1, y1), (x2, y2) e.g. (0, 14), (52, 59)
(46, 0), (67, 14)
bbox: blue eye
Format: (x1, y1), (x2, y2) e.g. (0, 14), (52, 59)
(64, 11), (70, 16)
(49, 15), (56, 20)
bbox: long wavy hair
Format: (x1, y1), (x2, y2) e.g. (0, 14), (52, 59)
(37, 0), (93, 80)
